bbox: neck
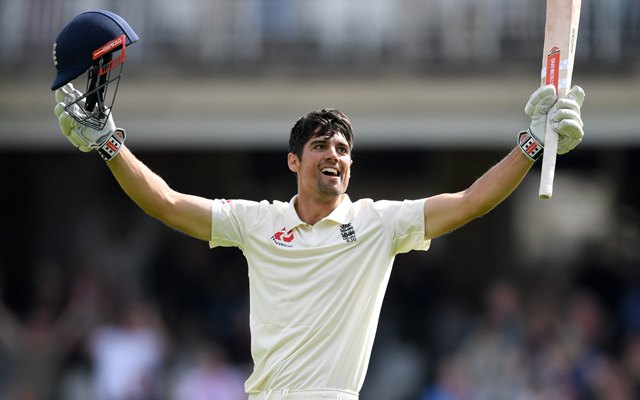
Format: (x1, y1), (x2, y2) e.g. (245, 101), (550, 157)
(294, 193), (344, 225)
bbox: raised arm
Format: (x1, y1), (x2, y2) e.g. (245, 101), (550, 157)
(424, 85), (585, 240)
(54, 83), (212, 241)
(106, 147), (212, 241)
(424, 148), (533, 239)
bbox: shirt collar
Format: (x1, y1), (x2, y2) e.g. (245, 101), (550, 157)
(284, 194), (352, 229)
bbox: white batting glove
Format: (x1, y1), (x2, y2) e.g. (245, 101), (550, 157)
(54, 83), (126, 161)
(521, 84), (585, 159)
(551, 85), (585, 154)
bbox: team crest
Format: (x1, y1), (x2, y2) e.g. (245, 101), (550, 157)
(340, 223), (357, 244)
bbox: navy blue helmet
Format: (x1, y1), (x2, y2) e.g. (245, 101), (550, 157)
(52, 10), (138, 129)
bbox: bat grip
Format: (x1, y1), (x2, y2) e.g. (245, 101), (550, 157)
(539, 116), (558, 199)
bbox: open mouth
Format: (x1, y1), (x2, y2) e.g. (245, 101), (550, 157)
(321, 167), (340, 177)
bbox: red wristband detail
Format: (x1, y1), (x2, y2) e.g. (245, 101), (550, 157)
(99, 129), (126, 161)
(517, 129), (543, 161)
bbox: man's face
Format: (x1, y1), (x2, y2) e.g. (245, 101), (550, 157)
(288, 132), (353, 201)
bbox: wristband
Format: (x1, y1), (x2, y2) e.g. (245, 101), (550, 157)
(98, 128), (126, 161)
(517, 129), (543, 161)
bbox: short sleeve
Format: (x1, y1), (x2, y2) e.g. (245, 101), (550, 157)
(374, 199), (430, 254)
(209, 199), (263, 250)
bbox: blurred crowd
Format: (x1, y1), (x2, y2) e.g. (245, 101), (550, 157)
(417, 278), (640, 400)
(0, 214), (251, 400)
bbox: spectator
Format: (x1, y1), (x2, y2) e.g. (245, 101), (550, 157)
(0, 259), (96, 400)
(171, 341), (246, 400)
(89, 300), (166, 400)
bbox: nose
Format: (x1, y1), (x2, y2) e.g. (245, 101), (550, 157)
(325, 145), (339, 161)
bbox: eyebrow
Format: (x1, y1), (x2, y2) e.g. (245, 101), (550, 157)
(309, 137), (329, 146)
(309, 134), (350, 148)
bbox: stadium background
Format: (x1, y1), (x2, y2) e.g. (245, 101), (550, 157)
(0, 0), (639, 399)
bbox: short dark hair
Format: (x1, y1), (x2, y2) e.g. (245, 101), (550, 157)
(289, 108), (354, 159)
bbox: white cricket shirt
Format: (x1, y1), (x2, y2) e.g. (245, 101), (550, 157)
(209, 195), (430, 397)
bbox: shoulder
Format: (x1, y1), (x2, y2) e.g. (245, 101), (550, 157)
(348, 198), (387, 223)
(351, 198), (425, 212)
(212, 198), (289, 217)
(350, 197), (426, 223)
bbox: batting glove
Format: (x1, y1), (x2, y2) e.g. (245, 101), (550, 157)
(54, 83), (126, 161)
(551, 85), (585, 154)
(519, 84), (585, 160)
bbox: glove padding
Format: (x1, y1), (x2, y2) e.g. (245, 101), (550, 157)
(525, 84), (585, 155)
(54, 83), (125, 160)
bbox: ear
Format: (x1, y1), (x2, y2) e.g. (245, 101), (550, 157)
(287, 153), (300, 173)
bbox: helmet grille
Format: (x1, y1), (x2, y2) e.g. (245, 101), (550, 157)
(63, 36), (125, 130)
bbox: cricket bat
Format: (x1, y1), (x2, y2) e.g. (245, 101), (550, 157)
(538, 0), (582, 199)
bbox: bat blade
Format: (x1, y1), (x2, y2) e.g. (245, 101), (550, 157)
(538, 0), (581, 199)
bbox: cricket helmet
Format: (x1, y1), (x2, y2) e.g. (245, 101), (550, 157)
(51, 10), (138, 129)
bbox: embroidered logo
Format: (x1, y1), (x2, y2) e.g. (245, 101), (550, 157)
(52, 42), (58, 66)
(272, 227), (294, 248)
(340, 223), (357, 244)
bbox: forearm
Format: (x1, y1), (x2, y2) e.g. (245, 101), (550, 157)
(106, 146), (212, 240)
(106, 146), (175, 220)
(424, 147), (534, 239)
(464, 147), (534, 216)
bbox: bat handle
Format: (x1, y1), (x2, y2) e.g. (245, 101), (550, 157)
(539, 115), (558, 199)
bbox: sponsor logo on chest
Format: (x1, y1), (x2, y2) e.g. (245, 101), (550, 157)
(271, 227), (295, 248)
